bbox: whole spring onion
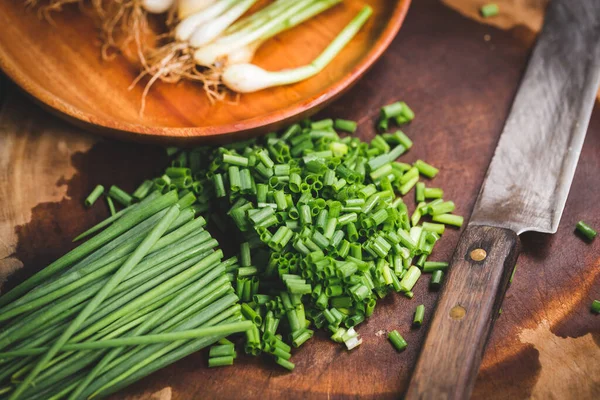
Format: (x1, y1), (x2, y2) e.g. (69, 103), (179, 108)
(28, 0), (361, 106)
(222, 6), (372, 93)
(133, 0), (344, 110)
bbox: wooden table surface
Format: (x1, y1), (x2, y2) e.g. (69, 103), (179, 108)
(1, 0), (599, 399)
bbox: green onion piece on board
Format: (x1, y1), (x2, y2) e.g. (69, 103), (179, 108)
(414, 159), (439, 178)
(430, 270), (444, 289)
(108, 185), (133, 207)
(480, 3), (499, 18)
(413, 304), (425, 326)
(575, 220), (597, 241)
(85, 185), (104, 208)
(276, 357), (295, 371)
(334, 119), (357, 133)
(423, 261), (449, 273)
(132, 180), (154, 200)
(106, 196), (117, 216)
(432, 213), (464, 228)
(381, 102), (404, 119)
(209, 356), (235, 368)
(388, 330), (407, 352)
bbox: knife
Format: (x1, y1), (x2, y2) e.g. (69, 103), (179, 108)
(405, 0), (600, 399)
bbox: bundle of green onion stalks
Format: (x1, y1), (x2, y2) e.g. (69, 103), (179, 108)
(0, 192), (251, 399)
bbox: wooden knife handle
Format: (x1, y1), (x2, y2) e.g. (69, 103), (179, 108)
(405, 225), (519, 400)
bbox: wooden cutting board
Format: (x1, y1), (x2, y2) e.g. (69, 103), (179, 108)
(0, 0), (598, 398)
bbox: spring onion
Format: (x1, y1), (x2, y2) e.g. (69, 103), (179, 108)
(222, 6), (373, 93)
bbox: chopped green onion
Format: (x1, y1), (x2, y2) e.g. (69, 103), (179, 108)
(85, 185), (105, 208)
(377, 118), (389, 132)
(422, 222), (445, 235)
(275, 357), (295, 371)
(209, 356), (235, 367)
(430, 201), (455, 215)
(388, 330), (407, 352)
(480, 3), (499, 18)
(223, 154), (249, 167)
(132, 180), (154, 200)
(415, 182), (425, 203)
(209, 344), (236, 358)
(423, 261), (449, 273)
(430, 270), (444, 289)
(108, 185), (133, 207)
(106, 196), (116, 216)
(311, 119), (334, 130)
(399, 266), (421, 292)
(576, 220), (597, 241)
(393, 131), (413, 149)
(432, 214), (464, 228)
(423, 187), (443, 199)
(413, 304), (425, 326)
(334, 119), (357, 133)
(592, 300), (600, 314)
(381, 102), (404, 119)
(414, 160), (439, 178)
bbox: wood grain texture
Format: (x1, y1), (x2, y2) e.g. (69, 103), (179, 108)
(406, 226), (519, 400)
(0, 0), (409, 143)
(0, 0), (599, 399)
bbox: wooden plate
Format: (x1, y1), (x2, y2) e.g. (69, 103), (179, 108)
(0, 0), (410, 143)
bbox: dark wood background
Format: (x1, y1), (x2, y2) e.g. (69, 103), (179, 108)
(0, 0), (598, 398)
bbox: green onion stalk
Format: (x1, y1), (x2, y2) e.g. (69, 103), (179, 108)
(0, 188), (248, 398)
(139, 0), (343, 109)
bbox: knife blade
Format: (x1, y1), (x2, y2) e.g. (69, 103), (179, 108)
(406, 0), (600, 399)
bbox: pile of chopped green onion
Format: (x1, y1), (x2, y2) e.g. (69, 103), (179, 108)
(0, 191), (251, 399)
(152, 101), (461, 361)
